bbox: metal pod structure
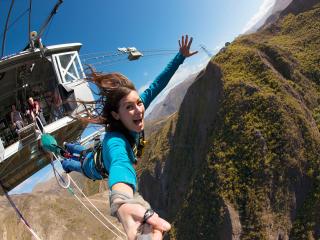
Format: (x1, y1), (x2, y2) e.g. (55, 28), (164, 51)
(118, 47), (144, 61)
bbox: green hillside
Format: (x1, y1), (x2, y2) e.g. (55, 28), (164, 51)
(139, 2), (320, 239)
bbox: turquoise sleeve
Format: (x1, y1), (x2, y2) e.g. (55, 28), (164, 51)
(103, 134), (137, 191)
(140, 52), (185, 109)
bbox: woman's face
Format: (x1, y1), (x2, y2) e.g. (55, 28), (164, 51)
(111, 90), (145, 132)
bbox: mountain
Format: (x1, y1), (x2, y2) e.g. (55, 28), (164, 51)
(146, 72), (198, 121)
(138, 1), (320, 239)
(245, 0), (293, 34)
(0, 191), (123, 240)
(0, 173), (118, 240)
(1, 1), (319, 239)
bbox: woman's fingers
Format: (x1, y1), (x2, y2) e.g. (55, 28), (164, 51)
(152, 229), (163, 240)
(147, 213), (171, 232)
(179, 34), (198, 58)
(188, 50), (198, 57)
(187, 36), (193, 49)
(117, 203), (171, 239)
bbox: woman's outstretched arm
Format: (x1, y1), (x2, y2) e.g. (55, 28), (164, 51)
(140, 35), (198, 110)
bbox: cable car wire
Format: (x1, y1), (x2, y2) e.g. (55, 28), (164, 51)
(1, 0), (15, 58)
(0, 8), (29, 39)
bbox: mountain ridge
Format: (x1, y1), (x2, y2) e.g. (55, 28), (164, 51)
(139, 1), (320, 239)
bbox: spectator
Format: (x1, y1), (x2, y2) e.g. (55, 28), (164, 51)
(10, 104), (24, 132)
(26, 97), (47, 127)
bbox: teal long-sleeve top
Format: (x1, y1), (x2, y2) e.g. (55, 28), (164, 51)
(82, 52), (185, 191)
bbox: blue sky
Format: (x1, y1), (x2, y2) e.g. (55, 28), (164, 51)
(1, 0), (274, 194)
(1, 0), (268, 90)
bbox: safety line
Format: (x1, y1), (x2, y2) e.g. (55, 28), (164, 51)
(0, 181), (42, 240)
(68, 176), (126, 238)
(67, 186), (125, 240)
(45, 133), (126, 239)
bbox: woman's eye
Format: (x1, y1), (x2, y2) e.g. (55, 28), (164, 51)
(126, 105), (133, 110)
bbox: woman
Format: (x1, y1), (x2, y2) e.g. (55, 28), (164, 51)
(61, 35), (197, 239)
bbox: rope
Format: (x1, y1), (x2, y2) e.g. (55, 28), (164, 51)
(68, 176), (126, 238)
(43, 130), (126, 239)
(51, 153), (71, 189)
(67, 186), (125, 240)
(0, 181), (42, 240)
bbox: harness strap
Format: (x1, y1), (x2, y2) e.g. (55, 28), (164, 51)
(133, 131), (147, 161)
(79, 145), (109, 179)
(80, 159), (94, 180)
(93, 145), (109, 178)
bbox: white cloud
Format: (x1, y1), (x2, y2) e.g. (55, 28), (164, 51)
(242, 0), (276, 33)
(143, 72), (148, 76)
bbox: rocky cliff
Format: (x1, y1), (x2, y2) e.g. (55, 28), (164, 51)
(146, 72), (198, 121)
(139, 1), (320, 239)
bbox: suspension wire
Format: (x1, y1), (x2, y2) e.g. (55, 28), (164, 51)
(90, 51), (177, 69)
(80, 48), (187, 71)
(0, 8), (29, 38)
(81, 51), (123, 59)
(28, 0), (32, 49)
(37, 0), (63, 39)
(139, 49), (177, 53)
(86, 56), (128, 66)
(0, 181), (42, 240)
(82, 52), (125, 62)
(143, 52), (177, 57)
(42, 18), (53, 42)
(1, 0), (15, 58)
(81, 49), (177, 62)
(80, 48), (177, 58)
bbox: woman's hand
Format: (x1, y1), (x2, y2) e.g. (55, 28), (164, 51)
(116, 202), (171, 240)
(179, 35), (198, 58)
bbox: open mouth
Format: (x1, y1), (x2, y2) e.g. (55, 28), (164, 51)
(133, 119), (143, 125)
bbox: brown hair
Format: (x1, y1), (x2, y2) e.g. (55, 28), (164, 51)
(82, 68), (137, 145)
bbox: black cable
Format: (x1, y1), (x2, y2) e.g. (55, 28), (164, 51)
(91, 52), (177, 70)
(82, 52), (124, 62)
(82, 49), (178, 65)
(38, 0), (63, 39)
(42, 17), (53, 41)
(1, 0), (15, 58)
(0, 8), (29, 38)
(81, 49), (176, 60)
(28, 0), (32, 48)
